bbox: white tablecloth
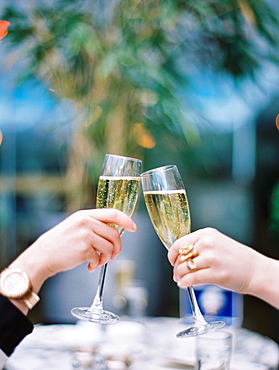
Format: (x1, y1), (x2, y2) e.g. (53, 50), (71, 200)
(6, 317), (279, 370)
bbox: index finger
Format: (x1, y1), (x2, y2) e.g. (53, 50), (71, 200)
(87, 208), (137, 232)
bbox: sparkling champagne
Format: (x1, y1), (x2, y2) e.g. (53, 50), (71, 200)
(143, 189), (191, 250)
(97, 176), (140, 233)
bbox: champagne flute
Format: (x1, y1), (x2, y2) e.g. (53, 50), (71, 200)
(140, 165), (225, 337)
(71, 154), (142, 324)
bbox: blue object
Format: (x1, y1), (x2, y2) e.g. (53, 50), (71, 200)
(179, 284), (243, 328)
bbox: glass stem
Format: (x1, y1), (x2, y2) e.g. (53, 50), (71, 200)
(187, 286), (208, 326)
(89, 229), (123, 313)
(90, 263), (108, 311)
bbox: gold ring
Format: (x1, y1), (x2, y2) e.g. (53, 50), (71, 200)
(186, 259), (197, 272)
(179, 243), (194, 255)
(180, 249), (198, 262)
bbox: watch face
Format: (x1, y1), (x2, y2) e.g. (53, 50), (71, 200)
(0, 269), (29, 299)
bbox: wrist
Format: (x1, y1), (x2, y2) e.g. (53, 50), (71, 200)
(9, 243), (48, 294)
(243, 252), (278, 303)
(0, 268), (40, 314)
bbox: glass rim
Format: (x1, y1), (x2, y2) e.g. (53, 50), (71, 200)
(141, 165), (177, 176)
(105, 153), (142, 163)
(197, 330), (233, 341)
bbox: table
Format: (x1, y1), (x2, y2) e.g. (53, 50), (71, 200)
(6, 317), (279, 370)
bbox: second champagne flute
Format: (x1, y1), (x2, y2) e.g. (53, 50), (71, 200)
(141, 165), (225, 337)
(71, 154), (142, 324)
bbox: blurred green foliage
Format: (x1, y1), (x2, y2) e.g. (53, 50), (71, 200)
(1, 0), (279, 207)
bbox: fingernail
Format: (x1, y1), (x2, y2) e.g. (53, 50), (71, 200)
(132, 222), (137, 231)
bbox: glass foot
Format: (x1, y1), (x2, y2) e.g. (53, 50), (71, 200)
(71, 307), (119, 324)
(176, 320), (226, 338)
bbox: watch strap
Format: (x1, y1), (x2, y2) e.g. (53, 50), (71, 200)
(20, 290), (40, 310)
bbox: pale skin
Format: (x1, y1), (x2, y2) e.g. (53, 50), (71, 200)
(7, 209), (137, 315)
(168, 227), (279, 310)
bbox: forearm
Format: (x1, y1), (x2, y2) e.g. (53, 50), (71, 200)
(243, 253), (279, 309)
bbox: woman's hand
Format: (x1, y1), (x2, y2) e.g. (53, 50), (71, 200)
(168, 227), (260, 294)
(9, 209), (137, 294)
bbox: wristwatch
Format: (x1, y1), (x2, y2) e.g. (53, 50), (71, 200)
(0, 268), (40, 309)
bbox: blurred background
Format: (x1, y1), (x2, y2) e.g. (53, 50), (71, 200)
(0, 0), (279, 342)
